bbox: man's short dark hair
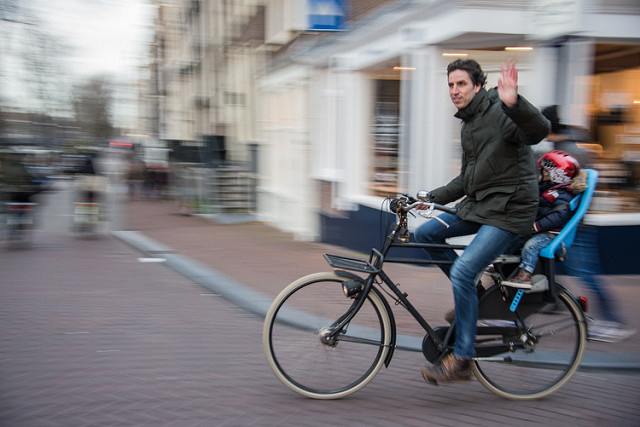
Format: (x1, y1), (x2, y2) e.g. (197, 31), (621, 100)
(541, 105), (562, 133)
(447, 59), (487, 88)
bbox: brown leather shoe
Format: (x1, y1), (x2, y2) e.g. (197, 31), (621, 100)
(444, 309), (455, 324)
(501, 269), (532, 289)
(421, 353), (472, 385)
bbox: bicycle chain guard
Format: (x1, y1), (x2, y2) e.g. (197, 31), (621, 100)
(421, 326), (450, 363)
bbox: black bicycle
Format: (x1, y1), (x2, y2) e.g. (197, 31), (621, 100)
(263, 171), (598, 400)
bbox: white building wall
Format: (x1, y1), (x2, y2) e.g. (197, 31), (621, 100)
(265, 0), (306, 45)
(559, 39), (596, 129)
(225, 48), (259, 162)
(308, 69), (337, 183)
(257, 64), (317, 239)
(331, 71), (373, 209)
(403, 46), (455, 197)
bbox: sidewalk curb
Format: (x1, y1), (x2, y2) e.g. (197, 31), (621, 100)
(112, 230), (640, 374)
(112, 230), (274, 317)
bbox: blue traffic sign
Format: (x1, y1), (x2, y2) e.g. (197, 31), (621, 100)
(308, 0), (348, 31)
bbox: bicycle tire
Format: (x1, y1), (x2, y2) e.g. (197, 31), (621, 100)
(472, 288), (587, 400)
(263, 272), (392, 399)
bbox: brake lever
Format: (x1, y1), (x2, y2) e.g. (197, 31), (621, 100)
(418, 203), (435, 218)
(417, 203), (450, 228)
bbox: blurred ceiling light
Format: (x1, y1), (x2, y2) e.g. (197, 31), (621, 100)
(634, 100), (640, 104)
(393, 66), (416, 70)
(442, 53), (468, 57)
(505, 47), (533, 51)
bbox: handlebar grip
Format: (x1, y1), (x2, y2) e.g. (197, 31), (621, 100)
(433, 203), (457, 215)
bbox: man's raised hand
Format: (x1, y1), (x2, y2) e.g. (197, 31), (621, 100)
(498, 60), (518, 109)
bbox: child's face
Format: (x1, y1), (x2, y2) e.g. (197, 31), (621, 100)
(540, 169), (551, 182)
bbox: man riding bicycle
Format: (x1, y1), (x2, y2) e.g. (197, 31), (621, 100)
(415, 59), (550, 384)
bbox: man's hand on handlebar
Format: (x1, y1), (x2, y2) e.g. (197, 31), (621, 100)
(390, 192), (434, 213)
(389, 194), (418, 213)
(413, 190), (433, 210)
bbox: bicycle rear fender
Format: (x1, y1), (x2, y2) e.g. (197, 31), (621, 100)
(334, 270), (397, 368)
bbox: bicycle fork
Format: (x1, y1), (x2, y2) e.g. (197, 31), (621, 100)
(327, 270), (398, 367)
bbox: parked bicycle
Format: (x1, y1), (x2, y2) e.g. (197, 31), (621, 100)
(72, 201), (101, 235)
(2, 202), (37, 248)
(263, 170), (598, 400)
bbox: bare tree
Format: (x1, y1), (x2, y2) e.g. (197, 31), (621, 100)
(22, 25), (72, 115)
(0, 0), (72, 115)
(72, 76), (114, 141)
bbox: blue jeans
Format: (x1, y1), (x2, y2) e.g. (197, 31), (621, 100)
(563, 226), (622, 324)
(414, 213), (520, 359)
(519, 233), (554, 274)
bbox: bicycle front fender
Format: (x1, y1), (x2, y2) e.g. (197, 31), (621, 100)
(334, 270), (397, 368)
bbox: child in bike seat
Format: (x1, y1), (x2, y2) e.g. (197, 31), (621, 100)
(502, 150), (586, 289)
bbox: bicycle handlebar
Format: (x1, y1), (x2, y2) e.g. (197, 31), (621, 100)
(403, 201), (457, 216)
(389, 196), (457, 238)
(389, 195), (457, 229)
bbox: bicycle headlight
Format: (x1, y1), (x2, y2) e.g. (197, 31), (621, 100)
(342, 279), (363, 298)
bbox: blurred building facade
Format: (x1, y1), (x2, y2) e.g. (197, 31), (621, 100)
(143, 0), (640, 271)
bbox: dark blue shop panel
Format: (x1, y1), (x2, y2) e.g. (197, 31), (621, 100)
(596, 225), (640, 275)
(320, 204), (426, 261)
(320, 204), (640, 275)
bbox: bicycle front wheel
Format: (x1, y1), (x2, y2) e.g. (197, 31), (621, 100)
(263, 272), (392, 399)
(473, 288), (587, 400)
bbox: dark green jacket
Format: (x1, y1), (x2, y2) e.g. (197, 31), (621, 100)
(430, 88), (550, 235)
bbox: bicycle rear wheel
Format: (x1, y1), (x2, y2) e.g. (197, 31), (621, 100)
(473, 288), (587, 400)
(263, 272), (392, 399)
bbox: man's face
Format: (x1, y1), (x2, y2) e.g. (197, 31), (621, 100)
(448, 69), (481, 109)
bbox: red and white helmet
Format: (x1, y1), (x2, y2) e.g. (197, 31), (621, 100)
(538, 150), (580, 185)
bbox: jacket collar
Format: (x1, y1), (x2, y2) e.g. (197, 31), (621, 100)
(454, 87), (489, 122)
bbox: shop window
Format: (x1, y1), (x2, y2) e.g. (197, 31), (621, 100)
(370, 79), (400, 197)
(590, 54), (640, 212)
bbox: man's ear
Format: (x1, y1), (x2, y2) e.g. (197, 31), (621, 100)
(474, 84), (481, 94)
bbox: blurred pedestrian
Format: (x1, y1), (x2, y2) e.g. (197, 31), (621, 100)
(75, 152), (105, 204)
(72, 151), (108, 234)
(0, 150), (42, 242)
(417, 59), (550, 384)
(539, 105), (594, 166)
(126, 156), (145, 200)
(0, 150), (40, 204)
(541, 105), (636, 342)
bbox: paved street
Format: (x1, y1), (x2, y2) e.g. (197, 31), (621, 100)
(1, 184), (639, 426)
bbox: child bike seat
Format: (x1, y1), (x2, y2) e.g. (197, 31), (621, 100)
(539, 168), (598, 260)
